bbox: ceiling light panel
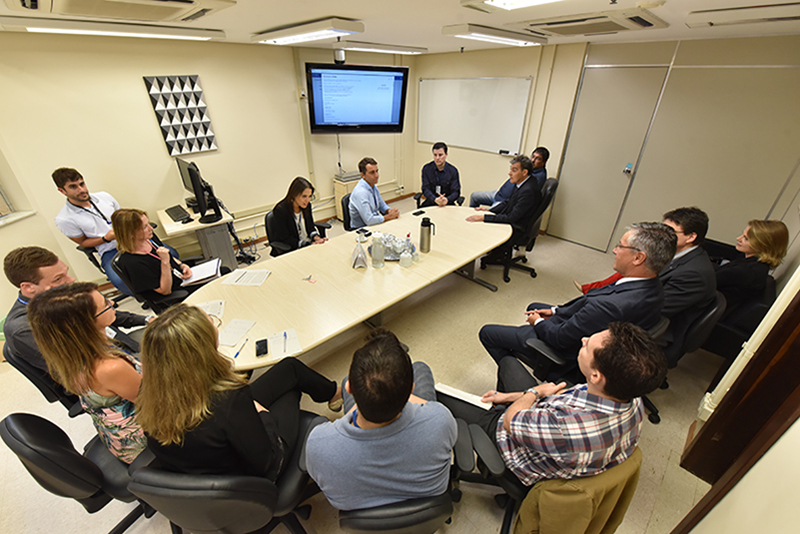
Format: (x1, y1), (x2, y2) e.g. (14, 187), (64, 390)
(252, 18), (364, 45)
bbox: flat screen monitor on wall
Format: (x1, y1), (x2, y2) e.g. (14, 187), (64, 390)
(305, 63), (409, 134)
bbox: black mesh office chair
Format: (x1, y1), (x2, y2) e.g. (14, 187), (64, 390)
(480, 178), (559, 283)
(2, 344), (84, 417)
(265, 210), (331, 258)
(0, 413), (151, 534)
(111, 253), (189, 314)
(128, 411), (327, 534)
(342, 193), (354, 232)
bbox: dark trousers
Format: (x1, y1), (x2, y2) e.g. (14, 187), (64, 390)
(437, 358), (537, 441)
(249, 358), (336, 458)
(479, 302), (553, 364)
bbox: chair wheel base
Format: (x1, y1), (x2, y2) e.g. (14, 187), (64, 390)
(660, 379), (669, 390)
(521, 257), (528, 263)
(530, 270), (537, 278)
(648, 413), (661, 424)
(451, 488), (462, 503)
(503, 275), (511, 283)
(494, 493), (510, 509)
(294, 504), (312, 521)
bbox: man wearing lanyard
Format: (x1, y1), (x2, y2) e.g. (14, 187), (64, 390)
(348, 157), (400, 230)
(52, 167), (132, 296)
(420, 142), (461, 208)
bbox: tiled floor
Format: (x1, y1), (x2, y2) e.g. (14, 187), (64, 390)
(0, 199), (717, 533)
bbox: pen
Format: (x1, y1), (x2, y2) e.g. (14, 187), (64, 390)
(283, 331), (287, 352)
(234, 338), (248, 358)
(235, 271), (246, 283)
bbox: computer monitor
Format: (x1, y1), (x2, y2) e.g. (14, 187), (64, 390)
(175, 158), (222, 224)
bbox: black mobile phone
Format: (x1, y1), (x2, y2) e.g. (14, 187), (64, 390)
(363, 230), (372, 237)
(255, 339), (269, 357)
(413, 210), (425, 216)
(357, 228), (367, 234)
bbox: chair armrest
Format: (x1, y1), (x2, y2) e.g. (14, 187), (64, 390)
(525, 337), (567, 367)
(453, 418), (474, 474)
(314, 222), (331, 239)
(68, 402), (85, 418)
(456, 196), (465, 206)
(468, 424), (505, 478)
(270, 241), (293, 255)
(297, 414), (328, 474)
(181, 255), (205, 267)
(413, 192), (423, 201)
(128, 448), (156, 475)
(153, 290), (190, 306)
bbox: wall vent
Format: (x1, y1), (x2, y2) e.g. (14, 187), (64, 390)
(506, 7), (668, 38)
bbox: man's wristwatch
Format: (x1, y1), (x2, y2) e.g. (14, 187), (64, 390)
(101, 235), (110, 243)
(525, 387), (540, 403)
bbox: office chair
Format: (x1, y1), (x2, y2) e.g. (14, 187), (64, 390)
(111, 253), (189, 314)
(128, 411), (327, 534)
(342, 193), (353, 231)
(333, 419), (474, 534)
(0, 413), (151, 534)
(480, 178), (559, 283)
(77, 245), (105, 275)
(264, 210), (331, 258)
(412, 192), (465, 209)
(2, 343), (84, 417)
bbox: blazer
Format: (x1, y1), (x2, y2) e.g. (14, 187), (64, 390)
(270, 199), (318, 257)
(484, 175), (542, 236)
(535, 278), (664, 355)
(714, 255), (769, 311)
(658, 247), (716, 364)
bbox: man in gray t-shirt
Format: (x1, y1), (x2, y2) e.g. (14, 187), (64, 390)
(305, 329), (457, 511)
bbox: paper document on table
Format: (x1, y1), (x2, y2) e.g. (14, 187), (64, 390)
(196, 300), (225, 318)
(268, 328), (302, 358)
(222, 269), (271, 286)
(181, 258), (221, 286)
(218, 319), (256, 347)
(435, 383), (490, 411)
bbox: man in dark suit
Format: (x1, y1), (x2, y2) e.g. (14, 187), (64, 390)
(466, 155), (542, 261)
(479, 222), (677, 368)
(659, 207), (717, 367)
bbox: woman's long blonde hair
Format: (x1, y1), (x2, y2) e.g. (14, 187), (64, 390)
(28, 282), (120, 395)
(136, 304), (246, 445)
(111, 208), (148, 253)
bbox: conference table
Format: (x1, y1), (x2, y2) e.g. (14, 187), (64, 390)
(185, 206), (511, 370)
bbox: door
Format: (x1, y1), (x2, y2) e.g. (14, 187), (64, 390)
(547, 67), (667, 251)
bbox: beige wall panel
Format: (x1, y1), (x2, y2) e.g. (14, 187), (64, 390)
(615, 67), (800, 249)
(675, 35), (800, 66)
(586, 41), (677, 66)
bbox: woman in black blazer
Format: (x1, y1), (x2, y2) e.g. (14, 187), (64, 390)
(715, 219), (788, 310)
(270, 177), (328, 257)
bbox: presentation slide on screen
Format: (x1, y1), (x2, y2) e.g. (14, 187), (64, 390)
(312, 70), (402, 125)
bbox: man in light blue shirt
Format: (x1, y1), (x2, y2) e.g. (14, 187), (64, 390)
(349, 157), (400, 229)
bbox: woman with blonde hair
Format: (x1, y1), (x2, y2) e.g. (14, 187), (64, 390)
(28, 282), (146, 463)
(715, 219), (789, 310)
(137, 304), (342, 480)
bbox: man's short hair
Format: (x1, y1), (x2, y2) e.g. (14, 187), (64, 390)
(662, 207), (709, 245)
(433, 142), (448, 154)
(593, 322), (667, 401)
(52, 168), (83, 189)
(532, 146), (550, 163)
(627, 222), (677, 274)
(4, 247), (59, 288)
(358, 157), (378, 175)
(510, 155), (534, 177)
(348, 329), (413, 423)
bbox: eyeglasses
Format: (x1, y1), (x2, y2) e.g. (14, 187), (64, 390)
(614, 243), (641, 252)
(208, 314), (222, 328)
(95, 296), (114, 318)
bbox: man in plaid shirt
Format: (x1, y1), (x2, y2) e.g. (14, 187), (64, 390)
(439, 321), (666, 486)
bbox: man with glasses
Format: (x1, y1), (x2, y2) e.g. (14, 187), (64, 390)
(3, 246), (150, 375)
(479, 223), (676, 373)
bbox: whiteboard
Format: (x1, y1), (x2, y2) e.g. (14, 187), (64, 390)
(418, 77), (532, 154)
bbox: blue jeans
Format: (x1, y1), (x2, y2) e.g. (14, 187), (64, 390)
(342, 361), (436, 413)
(101, 244), (179, 297)
(469, 190), (497, 208)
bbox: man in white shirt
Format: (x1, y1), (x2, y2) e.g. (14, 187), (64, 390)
(348, 157), (400, 230)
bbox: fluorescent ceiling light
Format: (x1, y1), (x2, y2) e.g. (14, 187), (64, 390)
(252, 18), (363, 45)
(442, 23), (546, 46)
(336, 41), (426, 55)
(481, 0), (564, 10)
(0, 16), (223, 41)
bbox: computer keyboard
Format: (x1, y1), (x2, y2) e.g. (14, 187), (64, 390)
(166, 204), (191, 222)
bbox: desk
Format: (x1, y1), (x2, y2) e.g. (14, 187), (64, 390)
(186, 206), (511, 370)
(157, 208), (237, 271)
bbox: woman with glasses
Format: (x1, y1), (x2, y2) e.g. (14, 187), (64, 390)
(28, 282), (146, 463)
(136, 304), (343, 481)
(269, 177), (328, 257)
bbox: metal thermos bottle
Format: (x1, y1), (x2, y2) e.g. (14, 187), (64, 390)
(420, 217), (435, 253)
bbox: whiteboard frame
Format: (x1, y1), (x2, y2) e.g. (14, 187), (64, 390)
(417, 76), (534, 155)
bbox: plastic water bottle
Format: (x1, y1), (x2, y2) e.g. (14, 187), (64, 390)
(371, 232), (385, 269)
(400, 234), (413, 267)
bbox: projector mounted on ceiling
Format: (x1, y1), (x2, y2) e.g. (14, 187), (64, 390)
(505, 7), (669, 38)
(2, 0), (236, 23)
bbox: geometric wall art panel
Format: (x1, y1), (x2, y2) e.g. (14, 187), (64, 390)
(143, 75), (218, 156)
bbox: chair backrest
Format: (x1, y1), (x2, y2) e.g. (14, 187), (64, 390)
(647, 316), (670, 342)
(0, 413), (111, 512)
(682, 291), (727, 355)
(129, 467), (279, 534)
(523, 178), (559, 249)
(264, 210), (276, 243)
(342, 193), (353, 232)
(339, 492), (454, 534)
(513, 447), (642, 534)
(3, 343), (82, 415)
(76, 245), (105, 274)
(110, 253), (146, 306)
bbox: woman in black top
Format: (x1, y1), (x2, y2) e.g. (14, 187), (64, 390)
(270, 177), (328, 257)
(136, 304), (343, 480)
(715, 219), (788, 310)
